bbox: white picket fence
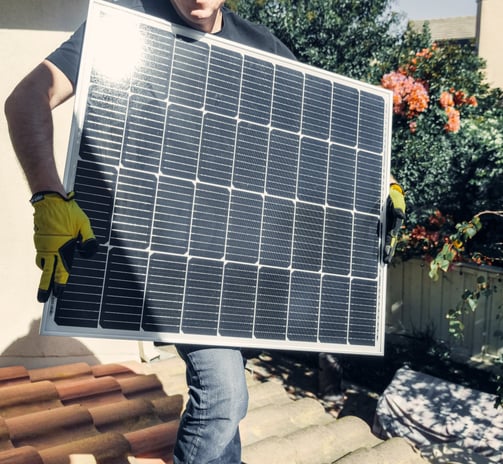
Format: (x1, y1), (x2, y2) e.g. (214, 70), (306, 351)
(386, 259), (503, 359)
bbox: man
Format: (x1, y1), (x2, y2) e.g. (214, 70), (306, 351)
(5, 1), (405, 462)
(4, 1), (295, 463)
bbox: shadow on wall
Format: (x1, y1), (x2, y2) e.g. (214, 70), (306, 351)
(0, 318), (100, 368)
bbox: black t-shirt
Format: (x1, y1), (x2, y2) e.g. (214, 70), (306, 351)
(47, 0), (295, 88)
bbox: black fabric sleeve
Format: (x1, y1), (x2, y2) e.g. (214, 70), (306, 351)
(45, 23), (86, 89)
(45, 3), (295, 89)
(219, 9), (296, 61)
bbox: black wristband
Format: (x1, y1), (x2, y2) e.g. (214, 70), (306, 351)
(30, 191), (69, 204)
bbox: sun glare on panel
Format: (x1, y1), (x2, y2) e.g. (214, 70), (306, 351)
(90, 15), (145, 82)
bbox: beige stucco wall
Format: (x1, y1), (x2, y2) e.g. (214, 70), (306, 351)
(0, 0), (150, 367)
(477, 0), (503, 88)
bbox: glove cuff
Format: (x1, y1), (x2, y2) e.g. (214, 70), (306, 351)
(390, 183), (404, 195)
(30, 191), (72, 204)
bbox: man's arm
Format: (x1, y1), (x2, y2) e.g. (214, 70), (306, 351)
(4, 59), (74, 196)
(5, 60), (98, 303)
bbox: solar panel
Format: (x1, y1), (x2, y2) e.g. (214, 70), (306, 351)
(41, 0), (393, 355)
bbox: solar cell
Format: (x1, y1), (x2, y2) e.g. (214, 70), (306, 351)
(41, 0), (393, 355)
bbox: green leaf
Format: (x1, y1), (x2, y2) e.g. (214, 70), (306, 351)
(440, 259), (451, 271)
(466, 297), (478, 311)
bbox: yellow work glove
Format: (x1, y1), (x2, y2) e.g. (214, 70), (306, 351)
(383, 183), (406, 264)
(31, 191), (98, 302)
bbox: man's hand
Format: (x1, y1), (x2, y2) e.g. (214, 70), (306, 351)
(383, 183), (406, 264)
(31, 191), (98, 302)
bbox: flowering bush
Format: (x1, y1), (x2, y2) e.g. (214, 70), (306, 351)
(387, 31), (503, 267)
(382, 44), (479, 134)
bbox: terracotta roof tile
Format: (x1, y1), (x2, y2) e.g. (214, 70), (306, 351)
(117, 374), (165, 400)
(0, 382), (61, 418)
(0, 419), (11, 452)
(29, 363), (93, 383)
(0, 348), (430, 464)
(38, 432), (131, 464)
(56, 376), (125, 408)
(124, 422), (178, 457)
(89, 398), (159, 432)
(0, 366), (29, 386)
(150, 397), (184, 423)
(0, 446), (44, 464)
(91, 363), (142, 379)
(5, 404), (95, 449)
(0, 360), (183, 463)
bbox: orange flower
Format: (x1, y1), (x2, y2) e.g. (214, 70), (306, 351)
(416, 47), (433, 59)
(381, 71), (429, 120)
(407, 83), (429, 115)
(428, 209), (447, 227)
(466, 95), (478, 107)
(410, 225), (427, 240)
(453, 90), (466, 105)
(444, 106), (461, 133)
(439, 91), (454, 109)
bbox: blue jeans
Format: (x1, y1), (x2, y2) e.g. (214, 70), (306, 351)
(173, 345), (249, 464)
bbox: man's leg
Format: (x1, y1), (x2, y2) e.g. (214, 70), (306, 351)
(173, 345), (248, 464)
